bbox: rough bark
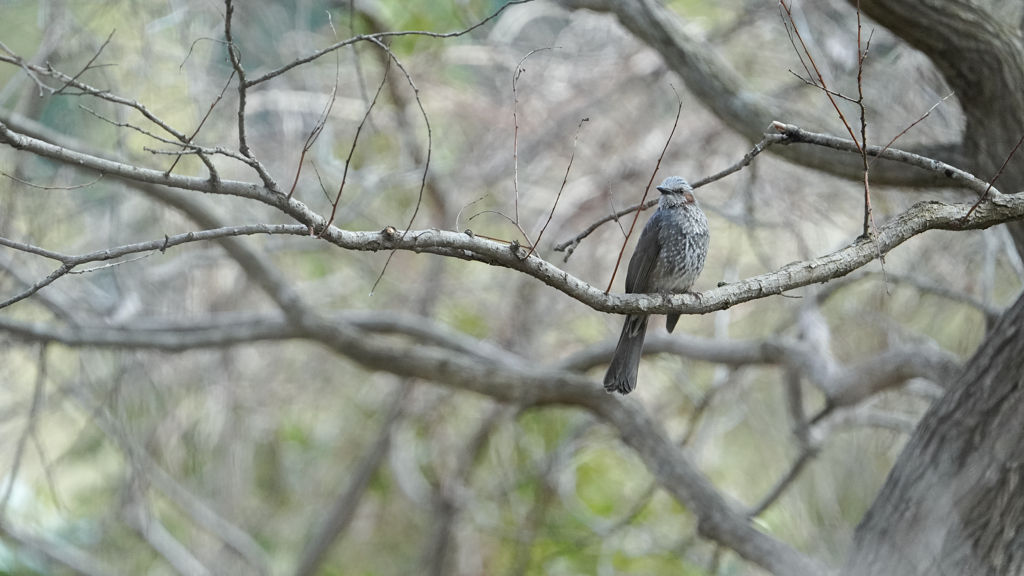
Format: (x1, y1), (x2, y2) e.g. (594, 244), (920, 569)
(843, 291), (1024, 576)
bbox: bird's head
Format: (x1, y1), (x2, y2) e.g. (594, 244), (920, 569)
(656, 176), (696, 205)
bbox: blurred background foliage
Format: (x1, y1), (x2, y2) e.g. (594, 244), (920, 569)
(0, 0), (1020, 575)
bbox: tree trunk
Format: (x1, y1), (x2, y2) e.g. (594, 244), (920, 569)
(843, 292), (1024, 575)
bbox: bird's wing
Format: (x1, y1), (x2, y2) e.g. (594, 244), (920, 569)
(624, 211), (662, 294)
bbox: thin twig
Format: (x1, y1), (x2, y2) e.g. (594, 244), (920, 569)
(0, 57), (190, 141)
(454, 195), (490, 233)
(0, 40), (50, 96)
(320, 59), (390, 234)
(468, 209), (533, 242)
(964, 132), (1024, 220)
(366, 38), (434, 295)
(511, 47), (552, 246)
(787, 70), (858, 103)
(164, 68), (236, 179)
(778, 0), (860, 150)
(1, 171), (103, 190)
(67, 253), (155, 274)
(852, 2), (885, 287)
(224, 0), (282, 192)
(179, 37), (229, 72)
(527, 118), (588, 259)
(0, 224), (308, 311)
(80, 104), (184, 145)
(54, 30), (115, 96)
(606, 92), (683, 293)
(856, 3), (871, 238)
(288, 17), (342, 200)
(554, 135), (778, 260)
(868, 93), (954, 168)
(0, 264), (72, 311)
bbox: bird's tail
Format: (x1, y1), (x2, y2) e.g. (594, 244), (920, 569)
(603, 315), (648, 394)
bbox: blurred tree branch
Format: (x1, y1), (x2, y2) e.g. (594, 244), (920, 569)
(0, 1), (1021, 574)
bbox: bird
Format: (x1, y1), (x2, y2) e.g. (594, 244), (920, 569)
(603, 176), (709, 395)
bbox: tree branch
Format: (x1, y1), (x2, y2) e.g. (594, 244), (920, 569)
(5, 119), (1024, 320)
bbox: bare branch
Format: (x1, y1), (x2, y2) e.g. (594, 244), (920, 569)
(53, 30), (115, 96)
(1, 170), (103, 190)
(0, 112), (309, 321)
(528, 117), (587, 258)
(322, 58), (390, 231)
(0, 40), (50, 96)
(4, 116), (1024, 320)
(0, 57), (189, 142)
(512, 48), (553, 245)
(772, 123), (1000, 197)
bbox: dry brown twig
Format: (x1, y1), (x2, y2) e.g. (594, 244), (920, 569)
(964, 133), (1024, 221)
(1, 171), (103, 190)
(224, 0), (282, 193)
(605, 91), (683, 293)
(53, 30), (115, 96)
(320, 59), (390, 234)
(527, 118), (588, 259)
(780, 0), (886, 281)
(510, 48), (553, 248)
(164, 69), (236, 179)
(288, 15), (342, 200)
(365, 37), (434, 295)
(554, 134), (779, 261)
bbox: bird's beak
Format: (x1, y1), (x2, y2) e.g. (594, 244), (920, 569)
(656, 186), (668, 194)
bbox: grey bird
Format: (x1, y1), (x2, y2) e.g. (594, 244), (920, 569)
(604, 176), (709, 395)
